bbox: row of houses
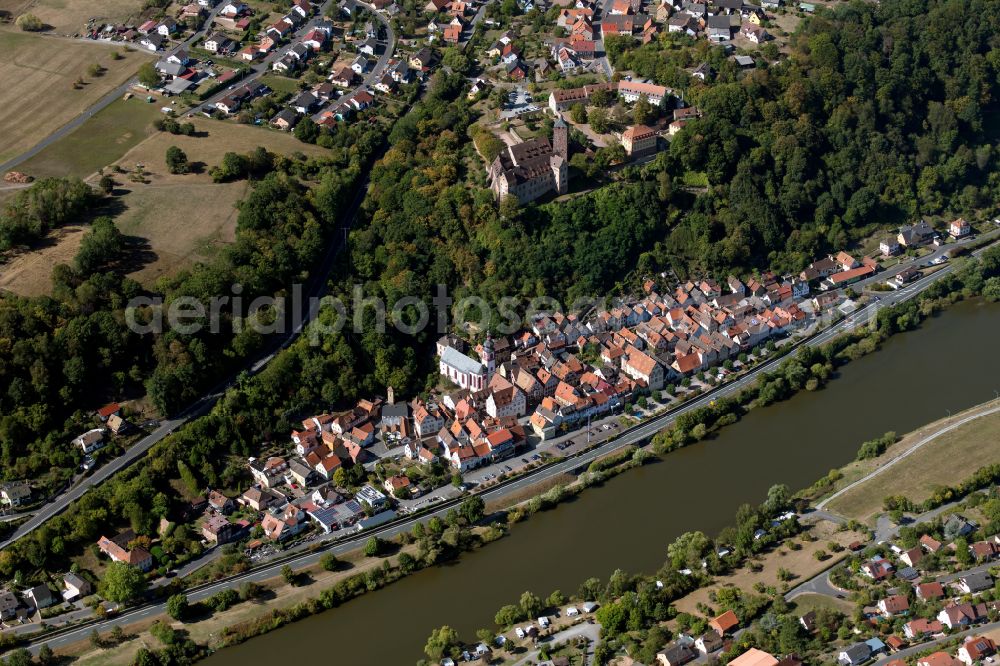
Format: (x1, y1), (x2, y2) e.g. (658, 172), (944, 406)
(879, 218), (970, 256)
(0, 575), (92, 622)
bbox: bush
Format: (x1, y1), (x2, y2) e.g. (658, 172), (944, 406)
(320, 552), (340, 571)
(364, 536), (386, 557)
(16, 13), (43, 30)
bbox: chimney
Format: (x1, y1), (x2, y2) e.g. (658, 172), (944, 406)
(387, 386), (395, 404)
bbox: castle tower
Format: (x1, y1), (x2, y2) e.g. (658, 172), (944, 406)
(552, 114), (568, 160)
(551, 155), (568, 195)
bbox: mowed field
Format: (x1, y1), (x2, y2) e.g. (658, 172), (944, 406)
(16, 96), (163, 179)
(825, 406), (1000, 521)
(1, 117), (330, 294)
(0, 0), (143, 34)
(0, 29), (151, 164)
(108, 117), (328, 283)
(0, 224), (88, 296)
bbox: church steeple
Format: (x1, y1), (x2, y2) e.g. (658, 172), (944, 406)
(482, 333), (496, 380)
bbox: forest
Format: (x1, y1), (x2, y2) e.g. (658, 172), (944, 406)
(617, 0), (1000, 276)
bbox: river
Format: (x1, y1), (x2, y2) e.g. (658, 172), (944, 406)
(204, 299), (1000, 665)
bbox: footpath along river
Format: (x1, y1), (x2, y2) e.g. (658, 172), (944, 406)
(204, 299), (1000, 665)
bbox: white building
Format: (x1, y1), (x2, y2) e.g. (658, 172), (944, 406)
(439, 337), (494, 391)
(73, 428), (106, 454)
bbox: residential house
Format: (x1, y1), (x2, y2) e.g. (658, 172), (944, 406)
(291, 90), (318, 113)
(656, 643), (697, 666)
(384, 475), (411, 497)
(240, 486), (281, 511)
(921, 534), (944, 552)
(0, 590), (18, 621)
(950, 218), (971, 238)
(97, 535), (153, 571)
(938, 603), (988, 629)
(331, 66), (356, 87)
(880, 236), (901, 256)
(839, 643), (872, 666)
(140, 33), (165, 51)
(729, 649), (780, 666)
(958, 571), (993, 594)
(73, 428), (106, 454)
(878, 594), (910, 618)
(271, 108), (299, 131)
(62, 573), (92, 602)
(898, 220), (936, 247)
(202, 513), (242, 544)
(0, 482), (31, 507)
(707, 15), (733, 41)
(695, 632), (723, 654)
(156, 17), (178, 35)
(919, 653), (963, 666)
(249, 456), (288, 488)
(203, 32), (233, 53)
(740, 22), (768, 42)
(916, 582), (945, 601)
(861, 556), (894, 580)
(24, 584), (56, 610)
(958, 637), (996, 665)
(904, 618), (943, 640)
(208, 489), (234, 514)
(261, 505), (307, 541)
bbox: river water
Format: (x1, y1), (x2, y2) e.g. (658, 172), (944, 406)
(205, 299), (1000, 665)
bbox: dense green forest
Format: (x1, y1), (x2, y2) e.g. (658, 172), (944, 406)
(0, 123), (381, 487)
(615, 0), (1000, 276)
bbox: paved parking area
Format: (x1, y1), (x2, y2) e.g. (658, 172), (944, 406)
(500, 86), (541, 119)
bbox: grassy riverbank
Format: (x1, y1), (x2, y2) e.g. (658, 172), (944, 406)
(813, 402), (1000, 521)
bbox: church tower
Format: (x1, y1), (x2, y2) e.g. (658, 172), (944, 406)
(482, 334), (496, 380)
(552, 114), (568, 159)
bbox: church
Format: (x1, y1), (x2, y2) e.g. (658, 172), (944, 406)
(438, 336), (496, 391)
(488, 116), (569, 204)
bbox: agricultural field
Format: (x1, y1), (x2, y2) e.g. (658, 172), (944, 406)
(0, 29), (151, 164)
(0, 0), (144, 34)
